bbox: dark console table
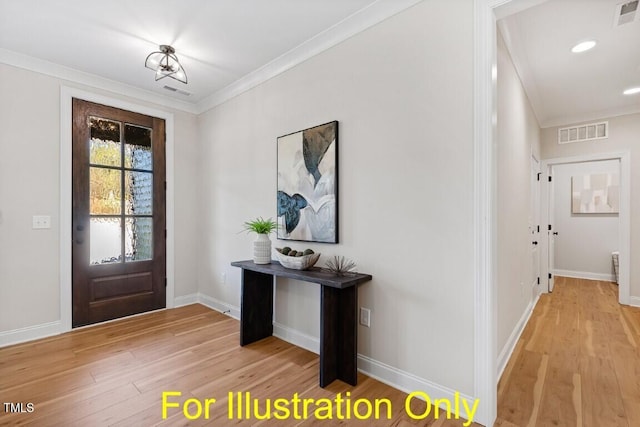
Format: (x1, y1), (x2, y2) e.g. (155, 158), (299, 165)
(230, 260), (372, 387)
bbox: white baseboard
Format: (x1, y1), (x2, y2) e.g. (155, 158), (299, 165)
(497, 294), (539, 380)
(174, 293), (198, 307)
(197, 293), (240, 320)
(553, 269), (615, 282)
(629, 296), (640, 308)
(0, 321), (61, 348)
(273, 322), (320, 355)
(357, 354), (479, 419)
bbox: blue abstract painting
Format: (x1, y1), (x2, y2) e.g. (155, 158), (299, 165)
(277, 121), (338, 243)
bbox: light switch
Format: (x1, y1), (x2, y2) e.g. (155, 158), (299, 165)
(32, 215), (51, 229)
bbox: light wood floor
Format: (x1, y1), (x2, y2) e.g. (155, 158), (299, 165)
(3, 278), (638, 426)
(496, 276), (640, 427)
(0, 304), (480, 426)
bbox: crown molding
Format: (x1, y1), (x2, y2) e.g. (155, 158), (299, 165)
(541, 105), (640, 128)
(0, 48), (199, 114)
(195, 0), (424, 114)
(2, 0), (423, 116)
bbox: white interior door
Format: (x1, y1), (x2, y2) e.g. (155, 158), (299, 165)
(531, 156), (541, 295)
(548, 165), (555, 292)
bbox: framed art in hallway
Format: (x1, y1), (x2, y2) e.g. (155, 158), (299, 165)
(277, 121), (338, 243)
(571, 173), (619, 214)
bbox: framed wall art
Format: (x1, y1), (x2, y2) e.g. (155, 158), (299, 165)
(571, 173), (619, 214)
(277, 121), (338, 243)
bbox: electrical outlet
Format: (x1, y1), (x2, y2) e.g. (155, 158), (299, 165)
(359, 307), (371, 327)
(32, 215), (51, 229)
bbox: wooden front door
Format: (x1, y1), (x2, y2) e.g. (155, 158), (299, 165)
(72, 99), (166, 327)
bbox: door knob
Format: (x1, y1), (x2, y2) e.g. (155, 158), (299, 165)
(532, 241), (538, 245)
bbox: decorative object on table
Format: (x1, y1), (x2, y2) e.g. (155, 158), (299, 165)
(242, 217), (277, 264)
(277, 121), (338, 243)
(571, 173), (619, 213)
(274, 247), (321, 270)
(324, 256), (356, 276)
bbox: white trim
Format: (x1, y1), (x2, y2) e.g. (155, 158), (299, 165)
(174, 293), (199, 307)
(0, 321), (61, 348)
(474, 1), (502, 425)
(552, 270), (616, 282)
(195, 0), (424, 113)
(59, 86), (176, 332)
(357, 355), (480, 422)
(1, 48), (198, 114)
(197, 293), (241, 320)
(2, 1), (423, 116)
(273, 322), (320, 355)
(541, 151), (631, 306)
(629, 296), (640, 308)
(497, 295), (539, 380)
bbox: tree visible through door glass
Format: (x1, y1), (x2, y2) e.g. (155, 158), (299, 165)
(88, 117), (154, 264)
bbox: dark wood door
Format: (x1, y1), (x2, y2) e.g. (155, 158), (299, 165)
(72, 99), (166, 327)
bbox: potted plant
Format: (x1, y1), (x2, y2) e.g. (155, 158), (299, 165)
(242, 217), (278, 264)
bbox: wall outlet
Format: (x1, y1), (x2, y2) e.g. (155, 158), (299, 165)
(32, 215), (51, 229)
(359, 307), (371, 327)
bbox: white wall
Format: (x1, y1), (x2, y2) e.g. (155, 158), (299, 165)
(197, 0), (476, 395)
(0, 64), (200, 333)
(550, 160), (619, 280)
(496, 31), (541, 368)
(541, 114), (639, 297)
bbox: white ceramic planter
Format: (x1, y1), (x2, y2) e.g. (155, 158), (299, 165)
(253, 234), (272, 264)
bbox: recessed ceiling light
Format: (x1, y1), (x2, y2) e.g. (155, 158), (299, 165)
(623, 87), (640, 95)
(571, 40), (597, 53)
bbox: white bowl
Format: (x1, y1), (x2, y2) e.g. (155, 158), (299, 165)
(274, 249), (321, 270)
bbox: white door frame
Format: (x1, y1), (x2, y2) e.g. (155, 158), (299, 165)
(540, 152), (630, 304)
(474, 1), (559, 424)
(59, 86), (176, 332)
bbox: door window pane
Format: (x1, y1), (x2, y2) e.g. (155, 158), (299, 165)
(90, 167), (122, 215)
(124, 124), (152, 170)
(90, 218), (122, 264)
(90, 118), (121, 167)
(126, 217), (153, 261)
(125, 171), (153, 215)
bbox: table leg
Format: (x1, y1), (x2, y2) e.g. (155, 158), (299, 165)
(240, 269), (274, 346)
(320, 285), (357, 387)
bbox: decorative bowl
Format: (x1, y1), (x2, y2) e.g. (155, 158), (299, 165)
(274, 248), (321, 270)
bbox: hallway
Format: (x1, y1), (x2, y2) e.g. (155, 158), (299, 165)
(497, 277), (640, 426)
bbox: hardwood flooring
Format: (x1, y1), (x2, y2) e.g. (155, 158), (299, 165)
(497, 276), (640, 427)
(3, 277), (637, 426)
(0, 304), (480, 426)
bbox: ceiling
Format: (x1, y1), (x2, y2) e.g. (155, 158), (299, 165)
(2, 0), (638, 125)
(0, 0), (420, 113)
(498, 0), (640, 128)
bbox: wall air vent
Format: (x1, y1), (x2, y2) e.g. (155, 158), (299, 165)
(558, 121), (608, 144)
(163, 85), (192, 96)
(613, 0), (639, 26)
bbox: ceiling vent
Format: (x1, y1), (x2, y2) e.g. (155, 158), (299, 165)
(163, 85), (191, 96)
(558, 121), (608, 144)
(613, 0), (639, 26)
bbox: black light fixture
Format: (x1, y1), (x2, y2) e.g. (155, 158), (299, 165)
(145, 45), (188, 84)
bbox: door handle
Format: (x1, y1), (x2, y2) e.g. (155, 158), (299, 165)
(532, 241), (538, 245)
(553, 232), (558, 235)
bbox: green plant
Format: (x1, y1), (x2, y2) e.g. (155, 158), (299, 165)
(242, 217), (278, 234)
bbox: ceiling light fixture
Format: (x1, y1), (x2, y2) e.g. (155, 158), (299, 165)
(571, 40), (597, 53)
(145, 45), (188, 84)
(623, 87), (640, 95)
